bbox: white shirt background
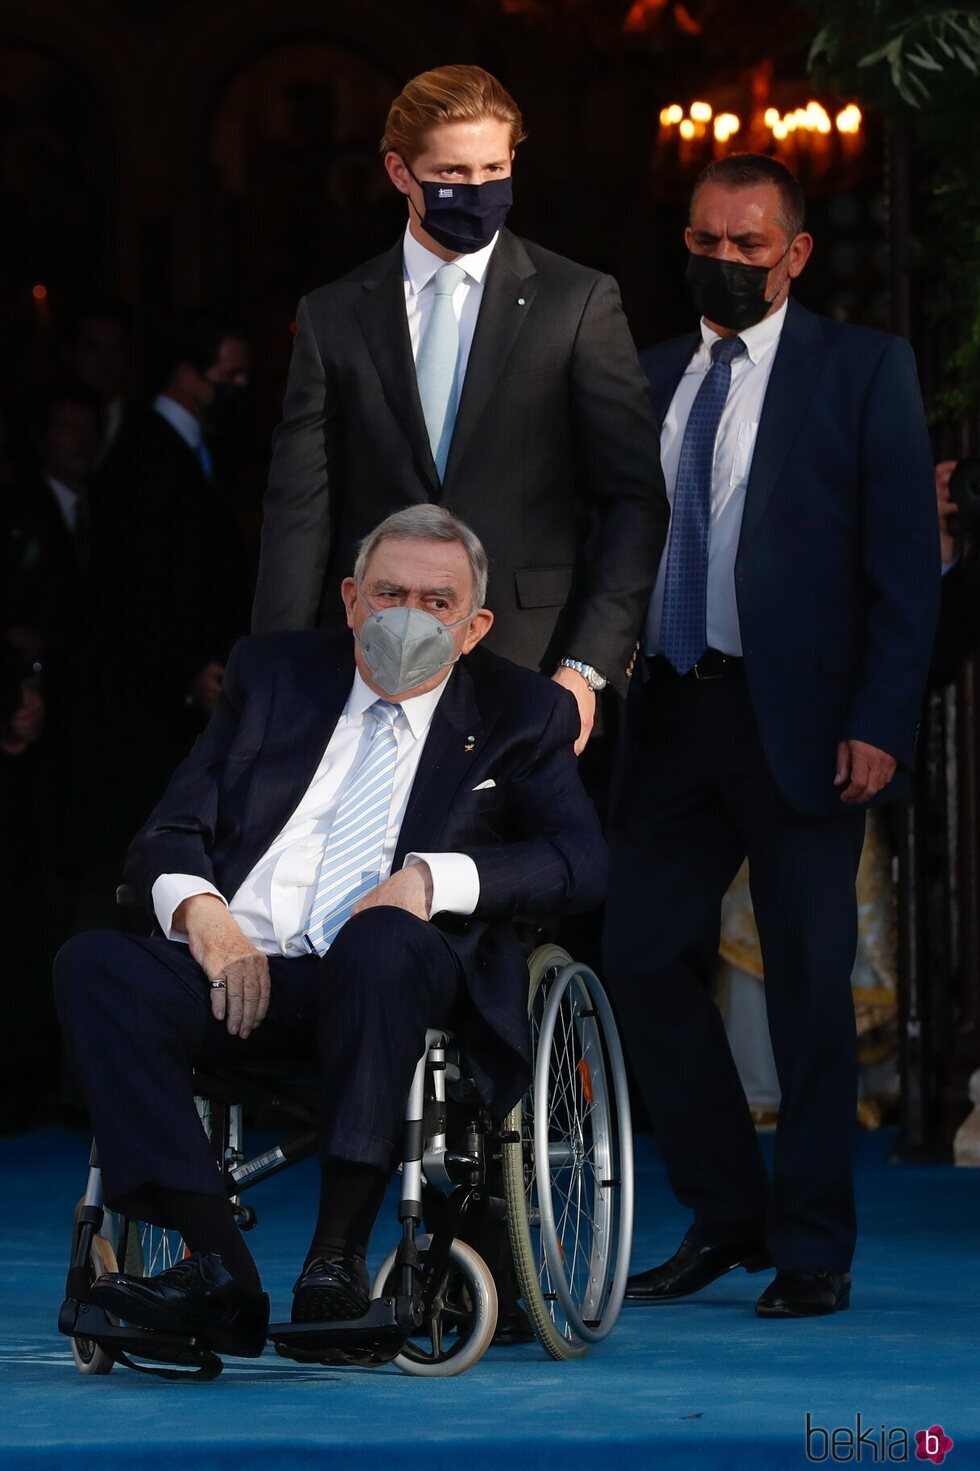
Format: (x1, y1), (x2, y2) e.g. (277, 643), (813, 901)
(152, 669), (479, 958)
(152, 393), (203, 453)
(44, 475), (81, 535)
(645, 301), (788, 657)
(402, 225), (498, 393)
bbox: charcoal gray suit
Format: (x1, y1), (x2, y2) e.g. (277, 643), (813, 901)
(251, 229), (668, 695)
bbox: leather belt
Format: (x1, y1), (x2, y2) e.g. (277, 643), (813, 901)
(646, 649), (744, 681)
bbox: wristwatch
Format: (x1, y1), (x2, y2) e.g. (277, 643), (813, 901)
(558, 658), (608, 692)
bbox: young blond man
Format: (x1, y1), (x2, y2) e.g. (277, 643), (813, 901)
(252, 64), (667, 752)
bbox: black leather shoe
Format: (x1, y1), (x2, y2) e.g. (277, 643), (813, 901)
(292, 1254), (370, 1324)
(626, 1237), (771, 1302)
(87, 1251), (269, 1356)
(492, 1302), (536, 1346)
(756, 1269), (851, 1318)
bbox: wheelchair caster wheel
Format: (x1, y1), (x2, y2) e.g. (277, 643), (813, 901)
(69, 1208), (118, 1377)
(372, 1236), (497, 1376)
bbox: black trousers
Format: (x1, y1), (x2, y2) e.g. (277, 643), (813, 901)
(603, 663), (865, 1271)
(54, 908), (464, 1218)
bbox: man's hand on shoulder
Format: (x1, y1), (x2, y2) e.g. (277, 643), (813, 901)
(835, 739), (898, 804)
(551, 667), (596, 755)
(173, 893), (271, 1039)
(352, 864), (432, 922)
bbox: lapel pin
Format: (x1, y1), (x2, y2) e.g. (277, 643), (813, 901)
(517, 297), (526, 306)
(465, 735), (476, 751)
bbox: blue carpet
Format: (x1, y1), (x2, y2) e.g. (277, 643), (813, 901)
(1, 1127), (977, 1470)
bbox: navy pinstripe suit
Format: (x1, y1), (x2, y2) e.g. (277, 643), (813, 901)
(55, 633), (606, 1214)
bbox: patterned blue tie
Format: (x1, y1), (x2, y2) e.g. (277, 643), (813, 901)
(303, 700), (401, 956)
(659, 335), (747, 674)
(416, 262), (466, 480)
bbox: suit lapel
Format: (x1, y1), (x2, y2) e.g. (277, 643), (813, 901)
(643, 335), (699, 429)
(224, 643), (354, 898)
(737, 299), (827, 547)
(394, 658), (500, 868)
(353, 242), (439, 493)
(442, 230), (538, 488)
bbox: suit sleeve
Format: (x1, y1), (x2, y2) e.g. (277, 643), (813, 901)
(563, 274), (670, 696)
(460, 690), (608, 919)
(123, 639), (248, 910)
(252, 296), (337, 631)
(844, 339), (941, 766)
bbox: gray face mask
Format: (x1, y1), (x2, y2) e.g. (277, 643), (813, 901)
(356, 594), (473, 697)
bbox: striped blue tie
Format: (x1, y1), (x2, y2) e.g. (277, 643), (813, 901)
(303, 699), (401, 956)
(660, 334), (746, 674)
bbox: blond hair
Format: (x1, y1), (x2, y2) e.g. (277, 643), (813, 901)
(380, 65), (526, 163)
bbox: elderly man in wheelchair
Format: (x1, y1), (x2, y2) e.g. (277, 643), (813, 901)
(55, 506), (629, 1378)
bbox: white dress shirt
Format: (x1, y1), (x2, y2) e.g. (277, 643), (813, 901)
(645, 301), (788, 657)
(402, 225), (498, 390)
(44, 475), (81, 535)
(152, 394), (203, 453)
(152, 669), (480, 957)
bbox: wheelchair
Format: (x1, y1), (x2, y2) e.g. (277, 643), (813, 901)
(59, 943), (634, 1379)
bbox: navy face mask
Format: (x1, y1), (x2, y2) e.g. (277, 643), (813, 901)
(406, 165), (513, 254)
(685, 248), (789, 332)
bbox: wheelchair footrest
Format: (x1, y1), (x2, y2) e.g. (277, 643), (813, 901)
(59, 1298), (224, 1380)
(269, 1295), (420, 1367)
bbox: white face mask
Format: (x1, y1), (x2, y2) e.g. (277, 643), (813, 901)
(355, 593), (473, 697)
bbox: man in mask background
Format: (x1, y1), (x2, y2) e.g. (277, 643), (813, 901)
(55, 505), (606, 1354)
(603, 154), (939, 1319)
(251, 64), (668, 753)
(76, 310), (253, 894)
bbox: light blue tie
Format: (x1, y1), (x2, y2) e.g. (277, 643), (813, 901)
(195, 439), (214, 480)
(416, 262), (466, 480)
(303, 700), (401, 956)
(659, 335), (747, 674)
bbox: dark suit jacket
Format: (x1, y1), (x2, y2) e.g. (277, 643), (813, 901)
(81, 409), (251, 843)
(639, 299), (941, 816)
(0, 474), (84, 647)
(124, 632), (608, 1114)
(251, 229), (668, 696)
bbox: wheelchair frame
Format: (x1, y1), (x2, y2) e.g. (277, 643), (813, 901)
(59, 947), (633, 1379)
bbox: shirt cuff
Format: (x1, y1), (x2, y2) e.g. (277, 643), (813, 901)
(151, 874), (228, 942)
(403, 853), (480, 919)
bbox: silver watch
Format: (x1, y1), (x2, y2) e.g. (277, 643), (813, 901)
(559, 658), (607, 692)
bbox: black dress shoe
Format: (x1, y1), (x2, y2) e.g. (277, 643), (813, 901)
(626, 1236), (771, 1302)
(756, 1269), (851, 1318)
(291, 1254), (370, 1324)
(492, 1302), (536, 1346)
(87, 1251), (269, 1356)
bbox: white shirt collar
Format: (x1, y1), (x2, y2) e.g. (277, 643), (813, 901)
(699, 298), (788, 366)
(402, 222), (498, 295)
(153, 393), (202, 451)
(44, 474), (80, 529)
(345, 665), (453, 741)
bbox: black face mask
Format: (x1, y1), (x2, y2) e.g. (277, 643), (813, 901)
(685, 249), (789, 332)
(204, 381), (249, 437)
(406, 165), (513, 254)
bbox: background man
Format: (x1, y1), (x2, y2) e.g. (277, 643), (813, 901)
(82, 309), (253, 859)
(604, 154), (939, 1319)
(251, 64), (667, 751)
(55, 507), (606, 1355)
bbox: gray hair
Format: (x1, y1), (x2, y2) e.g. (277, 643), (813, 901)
(353, 505), (489, 608)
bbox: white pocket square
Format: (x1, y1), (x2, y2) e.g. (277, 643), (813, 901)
(471, 779), (496, 791)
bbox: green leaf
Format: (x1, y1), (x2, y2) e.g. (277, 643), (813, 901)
(908, 47), (943, 70)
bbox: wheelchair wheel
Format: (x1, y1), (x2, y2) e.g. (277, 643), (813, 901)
(69, 1208), (118, 1376)
(371, 1236), (498, 1377)
(501, 944), (634, 1358)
